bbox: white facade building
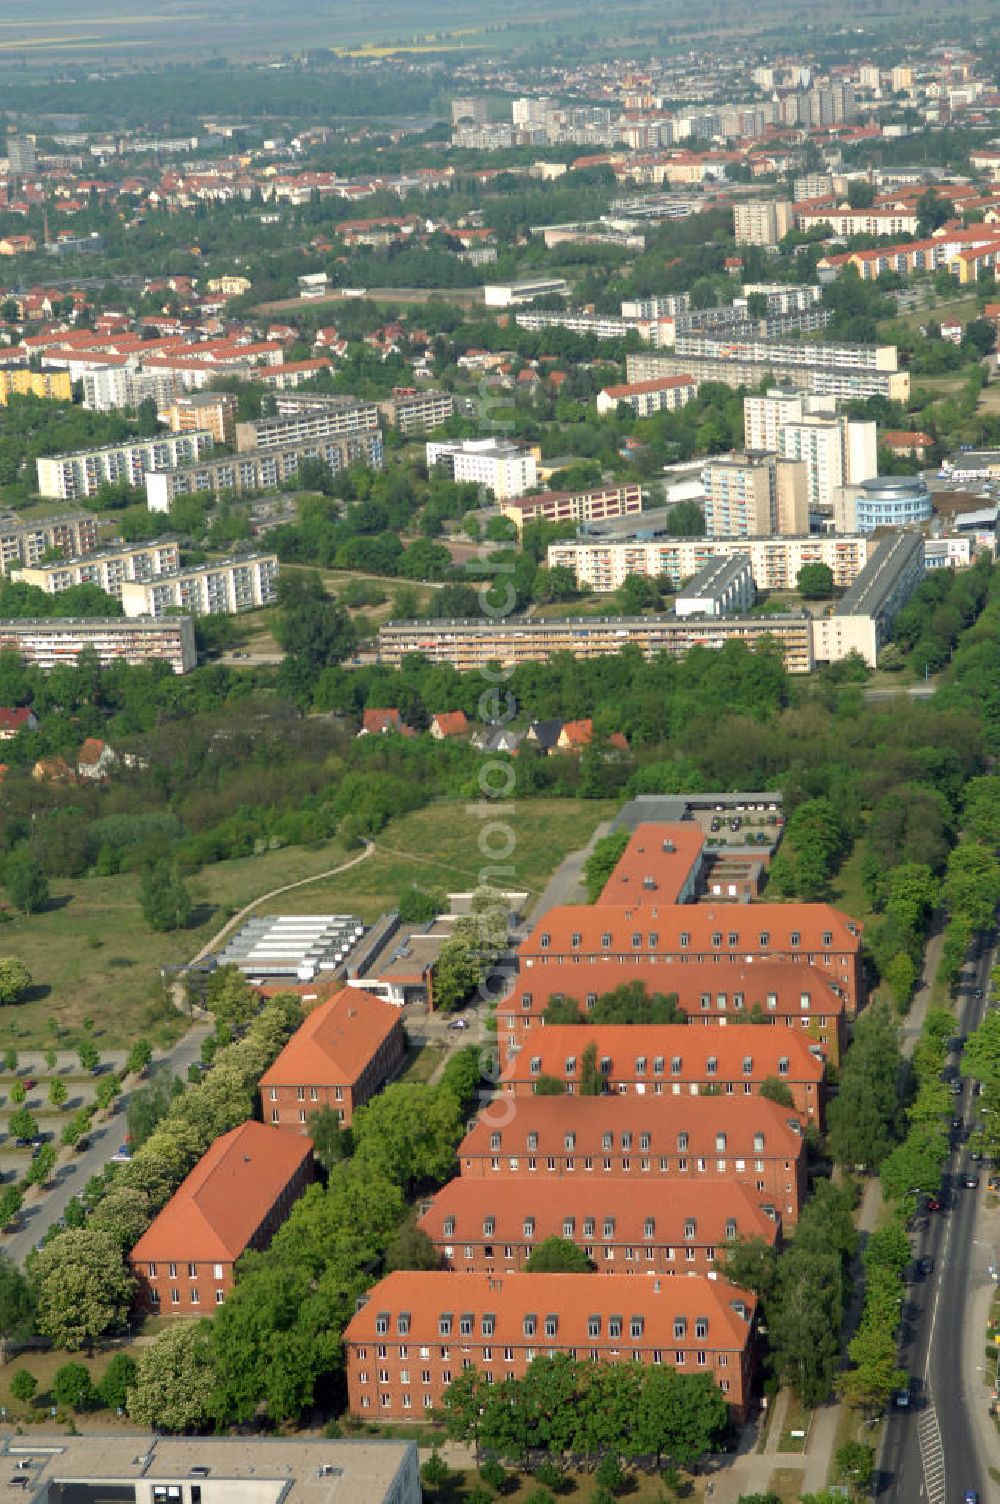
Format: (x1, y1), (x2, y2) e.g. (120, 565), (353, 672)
(120, 554), (279, 618)
(425, 439), (538, 500)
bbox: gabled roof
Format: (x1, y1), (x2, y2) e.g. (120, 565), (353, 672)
(458, 1091), (805, 1161)
(559, 719), (593, 748)
(0, 706), (33, 732)
(599, 823), (704, 906)
(501, 1023), (825, 1087)
(519, 900), (861, 957)
(430, 710), (469, 737)
(77, 736), (111, 766)
(344, 1269), (756, 1351)
(526, 718), (562, 748)
(420, 1175), (778, 1248)
(260, 986), (401, 1090)
(362, 707), (402, 733)
(130, 1121), (312, 1265)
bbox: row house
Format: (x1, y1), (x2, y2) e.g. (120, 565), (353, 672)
(495, 958), (847, 1065)
(344, 1271), (758, 1419)
(417, 1176), (778, 1275)
(260, 987), (405, 1129)
(518, 900), (864, 1016)
(456, 1095), (807, 1224)
(129, 1122), (313, 1314)
(499, 1024), (825, 1124)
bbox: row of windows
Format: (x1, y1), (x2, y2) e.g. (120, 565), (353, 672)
(271, 1107), (345, 1125)
(489, 1129), (771, 1154)
(538, 928), (836, 951)
(527, 1052), (795, 1080)
(483, 1154), (784, 1178)
(149, 1287), (225, 1306)
(356, 1345), (732, 1368)
(442, 1213), (738, 1241)
(145, 1262), (225, 1279)
(446, 1244), (712, 1263)
(372, 1311), (716, 1342)
(268, 1085), (346, 1101)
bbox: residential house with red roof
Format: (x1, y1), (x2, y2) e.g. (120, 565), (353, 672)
(456, 1094), (807, 1223)
(260, 986), (405, 1129)
(417, 1175), (778, 1275)
(359, 707), (407, 736)
(76, 737), (117, 781)
(498, 1023), (826, 1123)
(0, 707), (37, 738)
(129, 1121), (313, 1314)
(344, 1270), (758, 1417)
(429, 711), (469, 740)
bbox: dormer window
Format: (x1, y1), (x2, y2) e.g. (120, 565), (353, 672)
(754, 1133), (765, 1152)
(565, 1132), (576, 1151)
(706, 1056), (718, 1077)
(700, 993), (711, 1011)
(571, 932), (582, 948)
(602, 1132), (613, 1150)
(790, 931), (800, 947)
(545, 1315), (558, 1338)
(671, 1056), (682, 1075)
(563, 1217), (576, 1236)
(684, 1220), (696, 1240)
(523, 1314), (537, 1337)
(460, 1314), (473, 1337)
(521, 994), (533, 1011)
(439, 1314), (453, 1336)
(653, 1057), (664, 1076)
(767, 993), (777, 1011)
(715, 1133), (726, 1152)
(778, 1056), (790, 1077)
(695, 1317), (708, 1340)
(376, 1312), (390, 1335)
(742, 1056), (753, 1076)
(608, 1316), (622, 1339)
(711, 932), (722, 948)
(601, 933), (611, 949)
(540, 933), (550, 950)
(631, 933), (642, 949)
(483, 1217), (495, 1236)
(584, 1218), (596, 1237)
(482, 1314), (495, 1336)
(588, 1315), (601, 1338)
(673, 1317), (687, 1339)
(680, 932), (690, 948)
(630, 1315), (644, 1338)
(648, 933), (658, 948)
(725, 1219), (737, 1239)
(677, 1132), (688, 1151)
(490, 1132), (501, 1151)
(644, 1217), (655, 1238)
(640, 1132), (650, 1151)
(523, 1217), (535, 1237)
(529, 1056), (541, 1076)
(603, 1218), (616, 1238)
(635, 1056), (647, 1076)
(727, 932), (738, 947)
(586, 992), (597, 1009)
(800, 993), (811, 1011)
(822, 931), (832, 947)
(565, 1056), (577, 1076)
(759, 932), (769, 947)
(527, 1132), (538, 1152)
(621, 1131), (632, 1150)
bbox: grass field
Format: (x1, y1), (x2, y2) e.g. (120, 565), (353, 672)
(255, 798), (618, 924)
(0, 798), (612, 1049)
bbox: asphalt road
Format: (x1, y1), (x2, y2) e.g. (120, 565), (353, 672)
(1, 1022), (211, 1267)
(879, 938), (993, 1504)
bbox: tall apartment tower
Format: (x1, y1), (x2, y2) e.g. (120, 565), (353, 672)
(702, 452), (808, 537)
(733, 200), (794, 247)
(6, 128), (36, 180)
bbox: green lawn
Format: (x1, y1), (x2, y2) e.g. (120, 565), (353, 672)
(0, 798), (612, 1049)
(0, 836), (351, 1051)
(254, 798), (619, 924)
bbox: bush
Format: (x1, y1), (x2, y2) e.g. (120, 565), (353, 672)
(421, 1452), (451, 1487)
(52, 1362), (96, 1411)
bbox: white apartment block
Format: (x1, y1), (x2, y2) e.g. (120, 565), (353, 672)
(743, 389), (813, 453)
(0, 511), (99, 576)
(13, 541), (181, 600)
(120, 553), (278, 618)
(629, 351), (910, 404)
(0, 616), (196, 674)
(37, 432), (214, 500)
(546, 533), (877, 593)
(377, 388), (455, 435)
(596, 376), (697, 417)
(621, 294), (691, 319)
(777, 416), (877, 512)
(425, 439), (537, 500)
(500, 483), (644, 532)
(733, 200), (794, 246)
(234, 401), (380, 451)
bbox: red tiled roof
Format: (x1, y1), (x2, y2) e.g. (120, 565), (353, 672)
(431, 710), (469, 737)
(559, 719), (593, 748)
(501, 1023), (825, 1088)
(260, 986), (401, 1091)
(77, 736), (109, 766)
(520, 900), (861, 957)
(496, 957), (845, 1025)
(883, 430), (933, 448)
(0, 707), (33, 732)
(601, 375), (695, 398)
(130, 1121), (312, 1264)
(362, 707), (402, 733)
(344, 1269), (756, 1350)
(419, 1176), (778, 1249)
(458, 1092), (804, 1161)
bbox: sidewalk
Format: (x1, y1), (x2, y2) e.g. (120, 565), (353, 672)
(965, 1188), (1000, 1482)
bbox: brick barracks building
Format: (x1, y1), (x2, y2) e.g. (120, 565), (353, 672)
(417, 1175), (779, 1275)
(344, 1270), (758, 1419)
(129, 1122), (313, 1314)
(455, 1095), (808, 1224)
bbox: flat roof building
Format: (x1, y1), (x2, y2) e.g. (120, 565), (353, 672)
(146, 431), (384, 511)
(120, 553), (278, 618)
(546, 532), (876, 592)
(484, 277), (570, 306)
(0, 615), (196, 673)
(425, 438), (537, 501)
(216, 914), (365, 981)
(13, 541), (181, 600)
(675, 554), (755, 617)
(833, 473), (933, 533)
(500, 482), (643, 532)
(0, 1435), (420, 1504)
(37, 432), (214, 501)
(813, 528), (925, 667)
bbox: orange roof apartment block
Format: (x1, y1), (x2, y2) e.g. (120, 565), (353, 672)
(344, 1270), (758, 1418)
(495, 957), (847, 1064)
(129, 1121), (313, 1314)
(599, 823), (705, 906)
(518, 900), (863, 1015)
(418, 1175), (778, 1276)
(499, 1023), (825, 1123)
(456, 1094), (807, 1223)
(260, 986), (405, 1128)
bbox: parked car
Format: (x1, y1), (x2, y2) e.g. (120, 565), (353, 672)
(448, 1018), (469, 1031)
(22, 1078), (36, 1091)
(926, 1196), (942, 1211)
(110, 1144), (132, 1163)
(963, 1174), (980, 1188)
(919, 1256), (933, 1276)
